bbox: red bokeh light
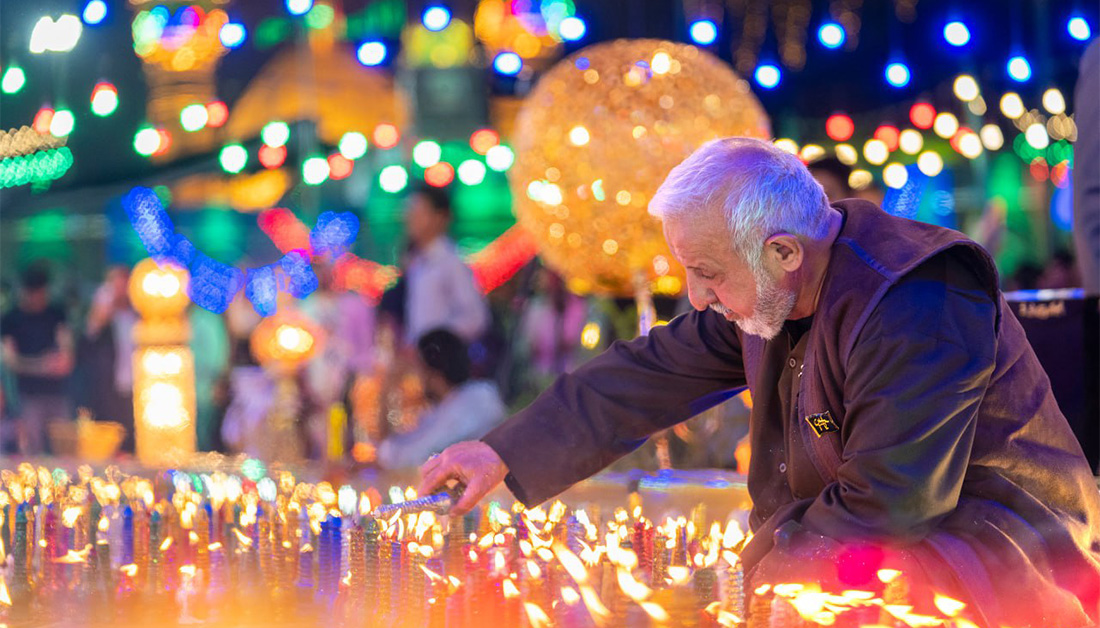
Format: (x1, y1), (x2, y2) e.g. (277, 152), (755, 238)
(1029, 158), (1049, 182)
(469, 128), (500, 155)
(373, 123), (400, 149)
(259, 144), (287, 169)
(206, 101), (229, 128)
(153, 129), (173, 156)
(909, 103), (936, 130)
(1051, 162), (1070, 188)
(873, 125), (900, 152)
(328, 154), (353, 180)
(33, 107), (54, 135)
(825, 114), (855, 142)
(91, 82), (117, 102)
(424, 162), (455, 187)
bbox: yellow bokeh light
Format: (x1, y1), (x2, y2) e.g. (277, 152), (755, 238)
(580, 322), (601, 350)
(569, 126), (590, 146)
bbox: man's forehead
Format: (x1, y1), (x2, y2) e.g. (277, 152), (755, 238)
(664, 214), (726, 262)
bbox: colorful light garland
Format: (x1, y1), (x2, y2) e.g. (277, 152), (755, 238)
(0, 147), (73, 189)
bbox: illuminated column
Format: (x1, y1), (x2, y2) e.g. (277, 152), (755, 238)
(129, 258), (197, 465)
(249, 311), (320, 463)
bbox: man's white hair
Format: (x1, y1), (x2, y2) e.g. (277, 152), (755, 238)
(648, 137), (831, 272)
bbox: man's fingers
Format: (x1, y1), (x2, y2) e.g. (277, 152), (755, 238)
(417, 463), (453, 497)
(451, 479), (485, 516)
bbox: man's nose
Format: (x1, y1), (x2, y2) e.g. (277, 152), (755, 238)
(687, 280), (712, 311)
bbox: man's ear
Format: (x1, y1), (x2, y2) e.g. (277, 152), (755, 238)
(764, 233), (804, 272)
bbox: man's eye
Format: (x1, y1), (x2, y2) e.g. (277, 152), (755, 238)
(696, 271), (715, 280)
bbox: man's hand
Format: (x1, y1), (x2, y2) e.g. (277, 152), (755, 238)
(417, 441), (508, 516)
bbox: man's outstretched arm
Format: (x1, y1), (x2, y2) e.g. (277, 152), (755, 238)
(420, 308), (746, 512)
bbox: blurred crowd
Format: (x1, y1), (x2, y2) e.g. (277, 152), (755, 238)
(0, 174), (1083, 472)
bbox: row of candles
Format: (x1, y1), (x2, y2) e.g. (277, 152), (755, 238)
(0, 463), (977, 627)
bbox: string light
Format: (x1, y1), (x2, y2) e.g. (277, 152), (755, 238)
(302, 156), (330, 185)
(957, 131), (983, 159)
(952, 75), (979, 101)
(33, 107), (55, 135)
(219, 144), (248, 174)
(689, 20), (718, 45)
(48, 109), (74, 137)
(90, 82), (118, 116)
(943, 21), (970, 46)
(422, 6), (451, 32)
(424, 162), (455, 187)
(470, 129), (499, 155)
(800, 144), (825, 162)
(413, 140), (442, 168)
(457, 159), (486, 185)
(898, 129), (923, 154)
(835, 144), (858, 165)
(1000, 92), (1025, 119)
(1042, 88), (1065, 115)
(917, 151), (944, 177)
(206, 101), (229, 127)
(883, 163), (908, 189)
(357, 41), (387, 66)
(826, 114), (855, 142)
(219, 22), (246, 49)
(494, 52), (522, 76)
(848, 169), (873, 190)
(262, 121), (290, 148)
(258, 144), (287, 169)
(0, 147), (74, 189)
(863, 139), (888, 165)
(873, 125), (900, 152)
(485, 145), (514, 171)
(568, 125), (590, 146)
(30, 14), (83, 54)
(933, 112), (959, 138)
(979, 124), (1004, 151)
(1007, 56), (1031, 82)
(885, 62), (910, 88)
(372, 123), (400, 149)
(179, 104), (208, 132)
(1, 66), (26, 94)
(338, 132), (368, 160)
(818, 22), (845, 49)
(1068, 16), (1091, 41)
(378, 165), (408, 193)
(909, 102), (936, 129)
(82, 0), (108, 25)
(754, 64), (781, 89)
(1025, 123), (1049, 150)
(133, 126), (161, 156)
(286, 0), (313, 17)
(559, 16), (586, 41)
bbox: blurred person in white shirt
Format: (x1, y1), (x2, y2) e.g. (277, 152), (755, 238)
(402, 186), (490, 346)
(377, 328), (505, 470)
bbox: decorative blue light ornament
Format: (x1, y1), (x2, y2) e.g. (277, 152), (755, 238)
(124, 186), (358, 316)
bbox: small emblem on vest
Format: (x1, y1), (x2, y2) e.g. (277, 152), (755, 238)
(805, 411), (838, 437)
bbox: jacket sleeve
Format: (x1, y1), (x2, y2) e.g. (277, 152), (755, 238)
(804, 252), (998, 544)
(481, 309), (746, 506)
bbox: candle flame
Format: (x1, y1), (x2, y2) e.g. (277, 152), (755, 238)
(189, 531), (199, 545)
(561, 586), (580, 605)
(788, 584), (829, 620)
(120, 564), (138, 577)
(300, 543), (313, 553)
(616, 568), (652, 601)
(54, 546), (92, 564)
(233, 528), (253, 548)
(0, 577), (10, 606)
(716, 610), (741, 627)
(579, 585), (610, 622)
(208, 542), (223, 552)
(525, 560), (542, 579)
(667, 565), (691, 586)
(61, 506), (82, 528)
(179, 564), (196, 577)
(478, 532), (494, 550)
(536, 547), (554, 562)
(552, 543), (588, 584)
(953, 620), (981, 628)
(933, 594), (966, 617)
(640, 601), (669, 622)
(723, 519), (745, 549)
(502, 578), (520, 599)
(160, 537), (173, 552)
(38, 539), (47, 548)
(359, 493), (372, 517)
(877, 568), (902, 583)
(523, 602), (551, 628)
(754, 584), (772, 596)
(341, 570), (352, 587)
(98, 516), (110, 533)
(419, 563), (445, 583)
(493, 550), (507, 573)
(447, 575), (461, 590)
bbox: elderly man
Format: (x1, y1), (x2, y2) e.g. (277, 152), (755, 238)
(420, 138), (1100, 626)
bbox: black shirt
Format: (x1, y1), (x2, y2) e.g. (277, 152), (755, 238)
(0, 304), (68, 395)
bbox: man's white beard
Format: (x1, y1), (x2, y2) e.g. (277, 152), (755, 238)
(711, 269), (797, 340)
